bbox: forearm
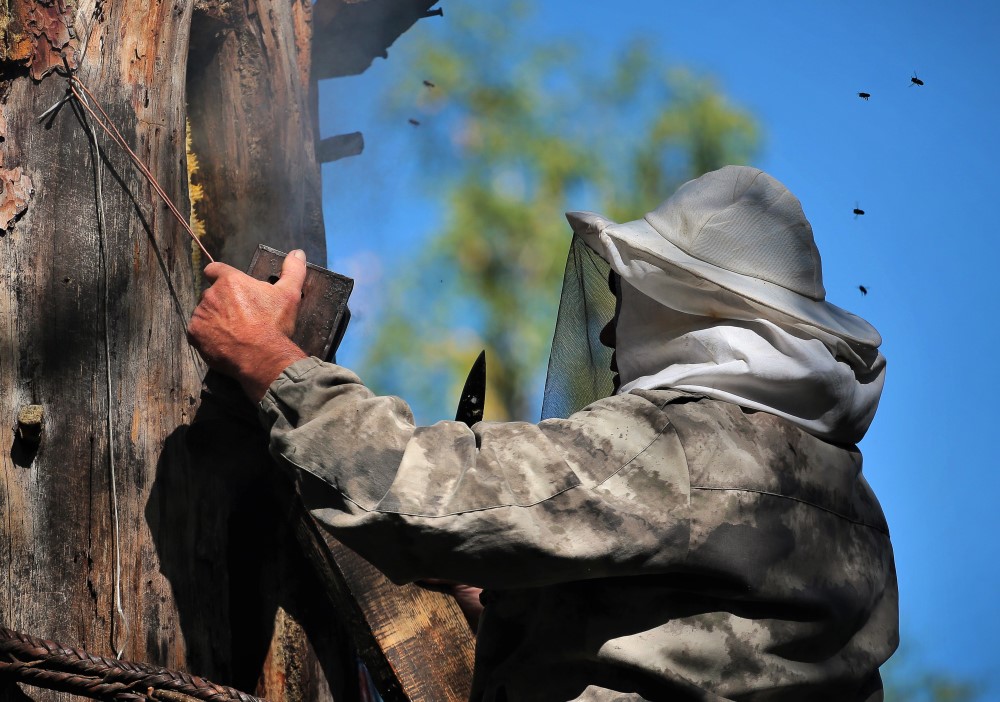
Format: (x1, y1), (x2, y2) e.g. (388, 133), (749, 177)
(259, 357), (415, 510)
(259, 359), (690, 587)
(237, 337), (308, 401)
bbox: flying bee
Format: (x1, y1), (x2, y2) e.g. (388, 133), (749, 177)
(858, 92), (871, 100)
(910, 72), (924, 87)
(858, 285), (868, 296)
(408, 118), (421, 126)
(423, 80), (436, 88)
(853, 202), (865, 219)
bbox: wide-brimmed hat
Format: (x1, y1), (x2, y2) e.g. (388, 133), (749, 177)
(565, 165), (881, 348)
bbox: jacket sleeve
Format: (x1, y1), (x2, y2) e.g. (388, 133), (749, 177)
(258, 357), (692, 588)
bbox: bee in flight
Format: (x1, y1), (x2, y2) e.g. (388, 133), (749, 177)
(858, 285), (869, 296)
(910, 72), (925, 87)
(853, 203), (865, 219)
(858, 92), (871, 100)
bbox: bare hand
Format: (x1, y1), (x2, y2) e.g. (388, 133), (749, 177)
(188, 251), (309, 401)
(419, 579), (484, 632)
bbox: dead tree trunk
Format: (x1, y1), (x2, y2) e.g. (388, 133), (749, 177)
(182, 1), (346, 699)
(2, 1), (466, 701)
(0, 0), (340, 699)
(0, 0), (213, 699)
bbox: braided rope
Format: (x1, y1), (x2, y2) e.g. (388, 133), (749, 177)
(0, 627), (266, 702)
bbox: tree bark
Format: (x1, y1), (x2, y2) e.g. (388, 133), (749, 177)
(1, 1), (208, 699)
(0, 0), (340, 699)
(187, 0), (325, 272)
(2, 1), (468, 701)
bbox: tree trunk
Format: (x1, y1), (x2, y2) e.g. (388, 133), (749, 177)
(0, 0), (341, 699)
(182, 2), (347, 699)
(1, 0), (209, 694)
(186, 0), (326, 272)
(2, 1), (464, 700)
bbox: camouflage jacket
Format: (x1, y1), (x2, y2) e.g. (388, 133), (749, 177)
(260, 357), (898, 702)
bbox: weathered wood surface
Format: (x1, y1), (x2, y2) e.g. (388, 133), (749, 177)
(2, 0), (471, 700)
(186, 0), (325, 272)
(183, 3), (348, 697)
(1, 0), (344, 699)
(1, 2), (211, 700)
(306, 521), (477, 702)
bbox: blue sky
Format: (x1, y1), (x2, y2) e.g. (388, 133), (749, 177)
(318, 1), (1000, 694)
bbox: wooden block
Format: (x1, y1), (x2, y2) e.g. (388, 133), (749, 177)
(248, 245), (353, 362)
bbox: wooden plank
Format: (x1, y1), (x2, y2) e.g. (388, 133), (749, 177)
(316, 133), (365, 165)
(241, 247), (476, 702)
(280, 492), (475, 702)
(315, 531), (476, 702)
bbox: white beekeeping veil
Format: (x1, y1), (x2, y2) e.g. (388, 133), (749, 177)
(542, 166), (886, 445)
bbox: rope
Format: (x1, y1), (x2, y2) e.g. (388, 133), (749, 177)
(0, 627), (266, 702)
(76, 88), (130, 660)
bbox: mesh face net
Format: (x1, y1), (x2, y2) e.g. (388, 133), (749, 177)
(540, 234), (617, 420)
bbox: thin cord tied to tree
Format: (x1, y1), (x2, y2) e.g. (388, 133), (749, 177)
(0, 626), (265, 702)
(57, 76), (215, 264)
(34, 69), (218, 662)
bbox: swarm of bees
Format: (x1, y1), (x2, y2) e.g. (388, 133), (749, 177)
(857, 71), (924, 101)
(406, 80), (439, 126)
(851, 72), (926, 295)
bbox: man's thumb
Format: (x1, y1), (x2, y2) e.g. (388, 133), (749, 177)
(275, 249), (308, 294)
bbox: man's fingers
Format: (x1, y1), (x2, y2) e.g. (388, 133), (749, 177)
(274, 249), (307, 296)
(203, 261), (239, 283)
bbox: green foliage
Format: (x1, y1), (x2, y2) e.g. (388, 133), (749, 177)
(882, 647), (984, 702)
(362, 0), (760, 421)
(894, 683), (981, 702)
